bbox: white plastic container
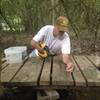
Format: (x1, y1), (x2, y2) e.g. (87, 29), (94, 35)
(4, 46), (27, 64)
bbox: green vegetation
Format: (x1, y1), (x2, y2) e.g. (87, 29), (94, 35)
(0, 0), (100, 52)
(0, 0), (100, 33)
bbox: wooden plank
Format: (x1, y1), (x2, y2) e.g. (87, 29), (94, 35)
(1, 62), (9, 70)
(86, 55), (100, 67)
(74, 55), (100, 86)
(72, 56), (86, 86)
(1, 57), (6, 64)
(39, 57), (51, 85)
(52, 55), (74, 86)
(1, 63), (22, 83)
(11, 57), (43, 86)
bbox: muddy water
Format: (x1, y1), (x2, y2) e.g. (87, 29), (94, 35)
(0, 87), (100, 100)
(0, 88), (75, 100)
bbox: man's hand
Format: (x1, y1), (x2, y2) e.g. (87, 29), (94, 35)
(65, 62), (74, 73)
(38, 50), (48, 58)
(31, 40), (45, 53)
(62, 54), (74, 73)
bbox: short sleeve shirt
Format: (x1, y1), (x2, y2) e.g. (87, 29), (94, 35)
(33, 25), (71, 55)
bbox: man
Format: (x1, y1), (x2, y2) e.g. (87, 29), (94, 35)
(31, 16), (74, 72)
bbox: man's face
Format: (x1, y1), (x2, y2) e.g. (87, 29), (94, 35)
(59, 31), (65, 36)
(53, 25), (65, 37)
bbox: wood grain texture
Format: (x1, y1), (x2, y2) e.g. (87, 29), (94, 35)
(11, 57), (43, 86)
(1, 63), (22, 83)
(72, 56), (86, 86)
(74, 55), (100, 86)
(86, 55), (100, 67)
(52, 55), (74, 86)
(39, 57), (51, 85)
(1, 55), (100, 88)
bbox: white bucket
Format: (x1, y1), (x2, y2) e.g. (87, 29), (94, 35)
(4, 46), (27, 64)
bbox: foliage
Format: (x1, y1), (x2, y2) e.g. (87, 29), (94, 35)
(0, 0), (100, 53)
(0, 0), (100, 39)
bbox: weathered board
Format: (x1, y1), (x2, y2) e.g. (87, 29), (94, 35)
(1, 63), (22, 83)
(39, 57), (51, 85)
(1, 55), (100, 88)
(1, 62), (9, 70)
(11, 57), (44, 86)
(72, 56), (86, 86)
(86, 55), (100, 67)
(52, 55), (73, 86)
(74, 55), (100, 86)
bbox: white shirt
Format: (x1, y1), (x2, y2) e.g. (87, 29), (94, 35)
(33, 25), (71, 55)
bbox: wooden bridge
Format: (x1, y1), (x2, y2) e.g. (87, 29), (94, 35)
(0, 55), (100, 89)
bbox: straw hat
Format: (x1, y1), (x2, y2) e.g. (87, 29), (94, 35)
(55, 16), (69, 32)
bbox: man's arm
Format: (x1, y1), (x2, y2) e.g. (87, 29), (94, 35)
(62, 54), (74, 72)
(30, 39), (44, 54)
(30, 26), (49, 54)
